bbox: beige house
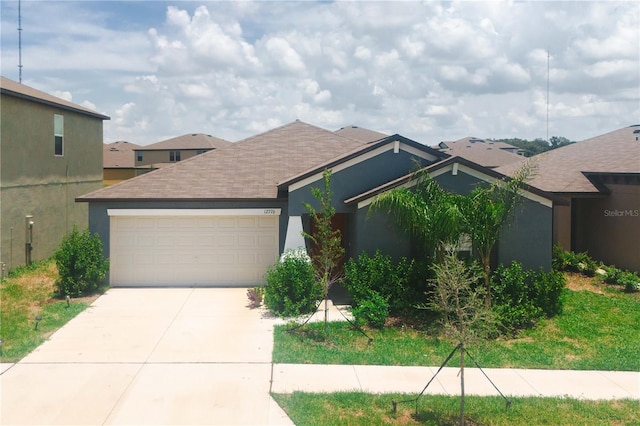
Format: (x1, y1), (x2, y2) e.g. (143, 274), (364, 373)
(103, 141), (142, 185)
(134, 133), (231, 168)
(498, 125), (640, 272)
(0, 76), (109, 271)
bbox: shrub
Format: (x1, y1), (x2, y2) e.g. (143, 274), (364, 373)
(350, 290), (389, 329)
(246, 287), (264, 308)
(531, 269), (566, 317)
(491, 262), (565, 334)
(602, 266), (640, 293)
(343, 251), (427, 315)
(54, 226), (109, 297)
(552, 246), (599, 276)
(263, 250), (322, 317)
(618, 271), (640, 293)
(491, 262), (542, 332)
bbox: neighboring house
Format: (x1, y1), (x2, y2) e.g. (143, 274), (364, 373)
(498, 125), (640, 272)
(103, 141), (142, 185)
(434, 137), (524, 168)
(334, 125), (388, 142)
(134, 133), (231, 168)
(77, 120), (554, 287)
(0, 76), (109, 271)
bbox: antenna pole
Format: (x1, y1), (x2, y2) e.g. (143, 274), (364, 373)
(546, 49), (550, 143)
(18, 0), (23, 82)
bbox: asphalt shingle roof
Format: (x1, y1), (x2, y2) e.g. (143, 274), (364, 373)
(334, 125), (388, 142)
(435, 137), (523, 168)
(136, 133), (232, 151)
(497, 125), (640, 193)
(78, 121), (367, 201)
(1, 76), (110, 120)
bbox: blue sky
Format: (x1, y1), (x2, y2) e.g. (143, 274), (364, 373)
(1, 1), (638, 145)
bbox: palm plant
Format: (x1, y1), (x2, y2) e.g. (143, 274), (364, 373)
(370, 168), (465, 263)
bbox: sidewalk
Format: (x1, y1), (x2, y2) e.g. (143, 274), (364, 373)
(271, 363), (639, 400)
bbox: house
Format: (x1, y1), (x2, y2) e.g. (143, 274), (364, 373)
(334, 125), (388, 142)
(134, 133), (231, 168)
(0, 76), (110, 271)
(77, 120), (554, 287)
(434, 137), (523, 168)
(498, 125), (640, 272)
(103, 141), (142, 185)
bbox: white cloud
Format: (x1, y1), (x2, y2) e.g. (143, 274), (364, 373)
(1, 1), (636, 146)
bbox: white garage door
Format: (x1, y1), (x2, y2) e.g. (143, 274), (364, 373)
(109, 209), (280, 286)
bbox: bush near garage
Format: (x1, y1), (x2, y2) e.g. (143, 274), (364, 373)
(264, 249), (323, 317)
(54, 226), (109, 297)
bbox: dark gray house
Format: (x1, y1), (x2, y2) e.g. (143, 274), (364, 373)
(77, 120), (554, 287)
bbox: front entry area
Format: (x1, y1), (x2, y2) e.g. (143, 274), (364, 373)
(108, 209), (280, 286)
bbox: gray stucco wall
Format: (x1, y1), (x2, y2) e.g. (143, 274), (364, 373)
(288, 150), (431, 215)
(436, 169), (552, 270)
(351, 208), (412, 260)
(499, 198), (553, 271)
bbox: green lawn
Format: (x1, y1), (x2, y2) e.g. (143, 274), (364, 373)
(272, 392), (640, 426)
(273, 288), (640, 371)
(0, 260), (93, 362)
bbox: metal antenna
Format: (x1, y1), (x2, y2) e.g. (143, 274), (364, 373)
(546, 49), (550, 142)
(18, 0), (23, 82)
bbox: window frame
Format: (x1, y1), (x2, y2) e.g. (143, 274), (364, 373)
(54, 114), (64, 156)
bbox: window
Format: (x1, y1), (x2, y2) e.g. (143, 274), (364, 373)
(170, 151), (181, 162)
(137, 151), (143, 162)
(54, 115), (64, 156)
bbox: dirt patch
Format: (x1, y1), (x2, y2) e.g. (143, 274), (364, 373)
(565, 272), (605, 294)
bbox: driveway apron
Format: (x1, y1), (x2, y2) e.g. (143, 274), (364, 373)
(0, 288), (293, 425)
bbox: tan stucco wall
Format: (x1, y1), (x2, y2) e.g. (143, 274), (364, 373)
(135, 150), (202, 167)
(1, 94), (104, 271)
(573, 184), (640, 272)
(553, 200), (572, 251)
(103, 168), (137, 186)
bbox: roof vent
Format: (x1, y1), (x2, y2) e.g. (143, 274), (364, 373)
(191, 133), (197, 136)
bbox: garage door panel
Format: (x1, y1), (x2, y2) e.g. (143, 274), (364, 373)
(110, 214), (278, 287)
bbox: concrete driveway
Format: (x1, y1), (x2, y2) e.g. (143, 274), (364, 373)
(0, 288), (293, 425)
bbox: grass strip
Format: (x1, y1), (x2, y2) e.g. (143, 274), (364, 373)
(273, 289), (640, 371)
(0, 260), (91, 362)
(272, 392), (640, 425)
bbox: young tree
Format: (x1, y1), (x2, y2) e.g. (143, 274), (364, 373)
(302, 168), (345, 335)
(429, 253), (495, 426)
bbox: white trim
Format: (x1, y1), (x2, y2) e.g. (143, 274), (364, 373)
(283, 216), (306, 252)
(356, 180), (418, 209)
(107, 208), (281, 217)
(288, 141), (439, 192)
